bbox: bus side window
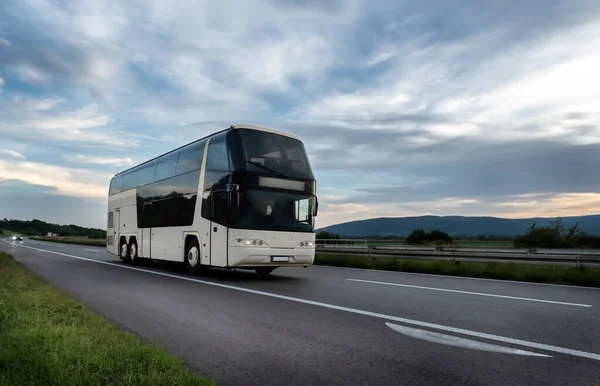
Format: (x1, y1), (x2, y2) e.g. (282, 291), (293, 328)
(156, 152), (179, 181)
(176, 139), (206, 175)
(205, 132), (230, 171)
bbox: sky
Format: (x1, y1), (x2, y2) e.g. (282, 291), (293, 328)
(1, 0), (600, 230)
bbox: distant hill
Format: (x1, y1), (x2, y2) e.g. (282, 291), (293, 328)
(317, 215), (600, 238)
(0, 218), (105, 238)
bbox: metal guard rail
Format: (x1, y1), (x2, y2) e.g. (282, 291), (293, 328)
(315, 244), (600, 268)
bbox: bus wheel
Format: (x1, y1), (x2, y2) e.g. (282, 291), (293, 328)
(129, 239), (139, 266)
(185, 238), (202, 275)
(120, 239), (129, 263)
(255, 267), (276, 276)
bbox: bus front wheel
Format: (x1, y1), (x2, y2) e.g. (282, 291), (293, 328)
(185, 238), (202, 275)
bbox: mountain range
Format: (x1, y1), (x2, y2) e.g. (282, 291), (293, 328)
(317, 215), (600, 238)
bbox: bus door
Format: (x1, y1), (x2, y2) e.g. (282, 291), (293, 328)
(209, 191), (228, 267)
(114, 210), (121, 256)
(142, 228), (151, 258)
(142, 202), (152, 258)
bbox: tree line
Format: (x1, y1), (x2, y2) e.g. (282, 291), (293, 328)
(406, 229), (453, 245)
(0, 219), (106, 239)
(513, 218), (600, 249)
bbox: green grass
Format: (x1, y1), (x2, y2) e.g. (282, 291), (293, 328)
(452, 240), (515, 248)
(0, 229), (16, 237)
(0, 252), (215, 386)
(315, 254), (600, 287)
(30, 237), (106, 247)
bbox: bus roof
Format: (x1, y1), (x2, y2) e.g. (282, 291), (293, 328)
(232, 124), (301, 141)
(112, 124), (301, 178)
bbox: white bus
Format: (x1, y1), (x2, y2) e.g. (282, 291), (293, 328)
(106, 124), (318, 275)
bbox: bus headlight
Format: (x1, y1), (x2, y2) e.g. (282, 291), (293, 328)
(236, 239), (267, 247)
(299, 241), (315, 248)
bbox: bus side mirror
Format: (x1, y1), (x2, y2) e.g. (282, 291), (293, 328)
(315, 197), (319, 217)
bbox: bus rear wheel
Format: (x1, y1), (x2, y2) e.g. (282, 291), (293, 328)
(255, 267), (276, 276)
(129, 239), (139, 266)
(185, 238), (202, 275)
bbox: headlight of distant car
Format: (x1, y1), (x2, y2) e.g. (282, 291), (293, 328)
(12, 236), (17, 240)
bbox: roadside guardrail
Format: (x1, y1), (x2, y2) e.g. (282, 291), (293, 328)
(315, 239), (600, 268)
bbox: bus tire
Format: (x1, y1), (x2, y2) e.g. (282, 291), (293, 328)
(129, 238), (139, 266)
(119, 238), (129, 263)
(255, 267), (276, 276)
(185, 237), (202, 275)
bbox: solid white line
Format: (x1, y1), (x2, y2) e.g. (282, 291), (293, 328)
(386, 323), (551, 357)
(315, 264), (600, 291)
(5, 240), (600, 361)
(84, 249), (100, 252)
(346, 279), (592, 308)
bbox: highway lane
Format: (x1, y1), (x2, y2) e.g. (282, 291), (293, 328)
(2, 238), (599, 386)
(16, 238), (600, 352)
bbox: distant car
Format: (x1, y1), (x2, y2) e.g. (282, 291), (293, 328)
(12, 235), (23, 241)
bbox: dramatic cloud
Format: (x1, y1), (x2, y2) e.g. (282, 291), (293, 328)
(1, 0), (599, 229)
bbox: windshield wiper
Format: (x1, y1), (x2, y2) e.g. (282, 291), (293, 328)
(247, 161), (286, 177)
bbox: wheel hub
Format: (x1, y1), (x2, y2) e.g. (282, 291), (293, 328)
(188, 247), (199, 267)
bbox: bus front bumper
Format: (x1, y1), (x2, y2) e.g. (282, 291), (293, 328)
(228, 247), (315, 267)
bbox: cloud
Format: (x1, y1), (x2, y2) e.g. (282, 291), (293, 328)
(0, 159), (111, 199)
(10, 97), (64, 111)
(65, 154), (134, 167)
(0, 100), (141, 149)
(0, 149), (25, 159)
(297, 16), (600, 144)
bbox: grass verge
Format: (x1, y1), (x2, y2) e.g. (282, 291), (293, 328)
(0, 252), (214, 386)
(30, 237), (106, 247)
(0, 229), (16, 237)
(315, 254), (600, 287)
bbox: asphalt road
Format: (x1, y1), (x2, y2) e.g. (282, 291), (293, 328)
(2, 238), (600, 386)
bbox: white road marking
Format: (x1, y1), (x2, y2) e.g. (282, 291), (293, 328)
(386, 323), (551, 357)
(347, 279), (592, 308)
(85, 249), (100, 252)
(5, 240), (600, 361)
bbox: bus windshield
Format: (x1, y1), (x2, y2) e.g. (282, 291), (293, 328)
(232, 189), (316, 232)
(237, 129), (314, 180)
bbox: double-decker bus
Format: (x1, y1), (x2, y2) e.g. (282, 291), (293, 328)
(106, 124), (318, 275)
